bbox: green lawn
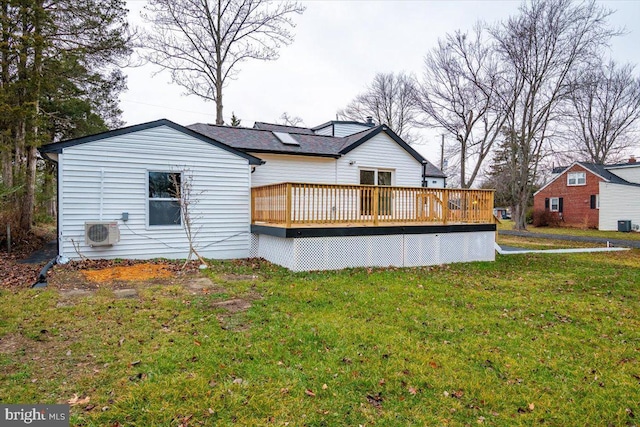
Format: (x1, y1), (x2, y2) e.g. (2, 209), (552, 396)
(498, 220), (640, 240)
(1, 253), (639, 426)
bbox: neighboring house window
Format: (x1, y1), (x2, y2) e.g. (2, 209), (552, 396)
(567, 171), (586, 186)
(545, 197), (563, 213)
(148, 171), (181, 226)
(590, 194), (599, 209)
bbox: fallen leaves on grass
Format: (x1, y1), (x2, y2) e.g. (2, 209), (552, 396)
(68, 394), (90, 406)
(305, 389), (316, 397)
(0, 257), (43, 289)
(366, 393), (383, 408)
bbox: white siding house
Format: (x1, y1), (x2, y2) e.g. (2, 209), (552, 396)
(187, 122), (446, 189)
(336, 132), (424, 187)
(41, 120), (262, 261)
(311, 120), (374, 137)
(599, 182), (640, 231)
(603, 163), (640, 183)
(250, 153), (336, 186)
(41, 118), (473, 271)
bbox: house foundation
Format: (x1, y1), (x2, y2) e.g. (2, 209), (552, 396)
(250, 224), (496, 271)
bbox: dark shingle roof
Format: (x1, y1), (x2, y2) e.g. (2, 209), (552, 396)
(187, 123), (344, 157)
(548, 162), (640, 188)
(604, 160), (640, 169)
(39, 119), (264, 165)
(253, 122), (315, 135)
(187, 123), (446, 178)
(579, 162), (634, 185)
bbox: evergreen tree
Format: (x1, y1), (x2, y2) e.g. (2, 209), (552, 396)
(0, 0), (131, 233)
(230, 112), (241, 127)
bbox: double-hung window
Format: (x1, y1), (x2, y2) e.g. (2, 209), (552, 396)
(567, 172), (586, 186)
(148, 171), (182, 226)
(550, 197), (560, 212)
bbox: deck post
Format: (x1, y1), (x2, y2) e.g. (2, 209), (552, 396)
(442, 190), (449, 224)
(373, 186), (379, 226)
(250, 188), (256, 224)
(285, 183), (292, 227)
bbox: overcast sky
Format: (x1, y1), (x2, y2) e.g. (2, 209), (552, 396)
(120, 0), (640, 164)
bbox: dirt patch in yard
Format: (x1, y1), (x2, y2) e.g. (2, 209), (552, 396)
(81, 263), (173, 283)
(220, 274), (258, 282)
(47, 259), (200, 290)
(0, 330), (102, 398)
(212, 298), (252, 313)
(0, 333), (33, 355)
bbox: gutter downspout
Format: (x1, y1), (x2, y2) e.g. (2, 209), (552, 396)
(33, 151), (60, 288)
(32, 257), (57, 288)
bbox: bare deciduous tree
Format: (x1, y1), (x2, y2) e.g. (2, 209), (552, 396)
(492, 0), (616, 230)
(171, 170), (208, 268)
(277, 112), (304, 127)
(417, 24), (506, 188)
(142, 0), (305, 125)
(338, 72), (418, 142)
(565, 60), (640, 164)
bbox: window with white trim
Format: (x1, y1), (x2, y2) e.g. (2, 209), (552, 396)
(359, 168), (393, 216)
(148, 171), (182, 226)
(567, 171), (586, 186)
(550, 197), (560, 212)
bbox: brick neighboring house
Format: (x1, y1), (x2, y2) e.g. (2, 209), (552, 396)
(533, 161), (640, 229)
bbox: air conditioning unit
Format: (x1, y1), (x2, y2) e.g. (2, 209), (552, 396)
(632, 224), (640, 232)
(85, 221), (120, 246)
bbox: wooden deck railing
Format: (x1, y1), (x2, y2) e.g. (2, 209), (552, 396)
(251, 183), (495, 227)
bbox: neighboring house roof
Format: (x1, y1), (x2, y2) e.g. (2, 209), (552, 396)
(253, 122), (315, 135)
(40, 119), (264, 165)
(535, 161), (640, 196)
(188, 123), (446, 178)
(579, 163), (632, 185)
(603, 160), (640, 170)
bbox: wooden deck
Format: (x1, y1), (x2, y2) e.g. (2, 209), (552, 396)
(251, 183), (495, 228)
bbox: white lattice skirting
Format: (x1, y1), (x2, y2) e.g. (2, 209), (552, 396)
(250, 231), (495, 271)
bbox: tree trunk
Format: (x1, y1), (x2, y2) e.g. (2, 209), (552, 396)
(19, 145), (37, 230)
(513, 196), (527, 230)
(43, 162), (56, 217)
(460, 136), (467, 188)
(1, 148), (12, 188)
(215, 75), (223, 125)
(17, 0), (44, 232)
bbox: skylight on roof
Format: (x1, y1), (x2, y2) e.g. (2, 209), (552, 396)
(273, 131), (300, 146)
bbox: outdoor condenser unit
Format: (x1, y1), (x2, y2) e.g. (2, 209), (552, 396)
(85, 221), (120, 246)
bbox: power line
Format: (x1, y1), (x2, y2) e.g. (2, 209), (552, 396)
(120, 97), (213, 117)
